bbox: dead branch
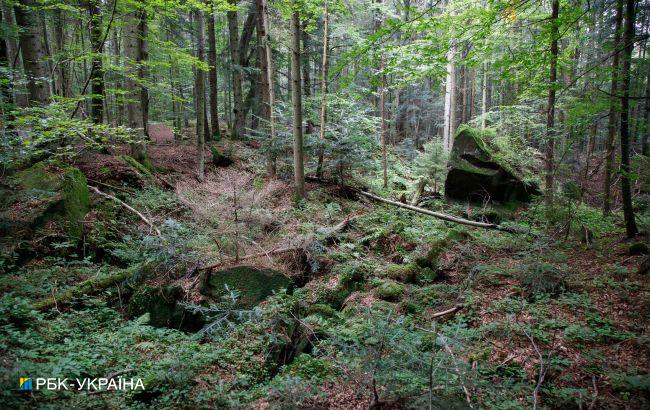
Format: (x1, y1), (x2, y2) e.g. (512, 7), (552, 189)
(89, 185), (161, 236)
(431, 304), (463, 319)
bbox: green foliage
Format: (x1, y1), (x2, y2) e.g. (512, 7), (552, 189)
(413, 140), (448, 192)
(375, 280), (405, 301)
(517, 262), (568, 296)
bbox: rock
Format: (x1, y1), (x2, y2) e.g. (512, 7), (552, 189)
(210, 146), (234, 167)
(128, 285), (204, 332)
(0, 162), (90, 260)
(629, 242), (649, 256)
(444, 126), (539, 203)
(383, 263), (419, 283)
(375, 280), (405, 301)
(638, 256), (649, 276)
(199, 265), (292, 308)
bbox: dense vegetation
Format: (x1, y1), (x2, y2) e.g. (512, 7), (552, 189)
(1, 0), (649, 408)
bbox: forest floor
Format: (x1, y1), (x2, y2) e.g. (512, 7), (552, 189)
(1, 125), (649, 409)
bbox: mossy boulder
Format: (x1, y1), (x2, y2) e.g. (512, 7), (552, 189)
(0, 162), (90, 259)
(629, 242), (649, 256)
(128, 285), (204, 332)
(382, 263), (419, 283)
(375, 280), (405, 301)
(445, 126), (539, 203)
(200, 266), (292, 308)
(210, 146), (234, 167)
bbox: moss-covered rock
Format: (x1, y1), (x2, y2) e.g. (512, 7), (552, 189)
(444, 126), (539, 203)
(200, 266), (293, 308)
(210, 145), (234, 167)
(375, 280), (405, 301)
(128, 285), (204, 332)
(629, 242), (649, 256)
(0, 162), (90, 260)
(306, 303), (338, 318)
(382, 263), (419, 283)
(119, 154), (153, 177)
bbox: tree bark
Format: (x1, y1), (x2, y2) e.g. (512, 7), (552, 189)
(256, 0), (276, 177)
(14, 0), (51, 105)
(86, 0), (104, 123)
(545, 0), (559, 205)
(316, 1), (329, 178)
(603, 1), (623, 215)
(291, 10), (305, 198)
(481, 63), (488, 129)
(124, 8), (148, 162)
(619, 0), (639, 237)
(227, 1), (244, 138)
(443, 44), (456, 150)
(207, 3), (220, 140)
(195, 9), (206, 181)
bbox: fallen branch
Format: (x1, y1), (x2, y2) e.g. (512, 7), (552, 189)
(89, 185), (161, 236)
(431, 304), (463, 319)
(353, 188), (517, 233)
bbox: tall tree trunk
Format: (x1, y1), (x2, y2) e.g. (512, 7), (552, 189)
(481, 62), (488, 129)
(195, 9), (206, 181)
(545, 0), (559, 205)
(14, 0), (51, 105)
(124, 8), (147, 162)
(604, 0), (624, 215)
(86, 0), (104, 123)
(290, 10), (305, 198)
(302, 23), (314, 136)
(619, 0), (638, 237)
(256, 0), (276, 176)
(227, 1), (244, 138)
(1, 4), (28, 108)
(316, 1), (329, 178)
(208, 3), (220, 139)
(443, 43), (456, 150)
(643, 63), (649, 156)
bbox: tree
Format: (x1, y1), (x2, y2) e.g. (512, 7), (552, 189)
(291, 7), (305, 199)
(316, 0), (330, 178)
(227, 0), (244, 138)
(255, 0), (276, 177)
(124, 7), (148, 162)
(207, 2), (220, 140)
(86, 0), (104, 123)
(619, 0), (638, 238)
(545, 0), (559, 205)
(14, 0), (51, 105)
(195, 9), (207, 181)
(603, 0), (624, 216)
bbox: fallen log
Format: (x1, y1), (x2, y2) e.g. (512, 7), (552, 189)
(353, 188), (518, 233)
(89, 185), (162, 236)
(34, 266), (138, 311)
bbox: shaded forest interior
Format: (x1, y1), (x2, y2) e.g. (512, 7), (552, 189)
(1, 0), (649, 408)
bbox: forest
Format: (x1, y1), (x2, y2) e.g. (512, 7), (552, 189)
(0, 0), (649, 408)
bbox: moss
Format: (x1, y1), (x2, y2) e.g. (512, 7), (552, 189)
(200, 266), (293, 308)
(418, 267), (438, 284)
(128, 285), (204, 331)
(61, 166), (90, 238)
(284, 354), (338, 381)
(210, 145), (234, 167)
(314, 284), (352, 310)
(306, 303), (338, 318)
(629, 243), (649, 256)
(338, 263), (369, 287)
(400, 300), (420, 314)
(382, 263), (419, 283)
(120, 154), (153, 178)
(375, 280), (405, 301)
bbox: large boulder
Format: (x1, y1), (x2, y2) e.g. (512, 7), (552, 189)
(200, 266), (293, 308)
(0, 161), (90, 261)
(128, 285), (204, 332)
(444, 126), (539, 203)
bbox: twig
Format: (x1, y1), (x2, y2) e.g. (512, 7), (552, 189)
(431, 304), (463, 319)
(88, 185), (161, 236)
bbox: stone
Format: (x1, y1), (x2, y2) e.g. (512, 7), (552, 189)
(199, 265), (292, 308)
(128, 285), (204, 332)
(0, 162), (90, 259)
(444, 126), (539, 203)
(210, 146), (234, 167)
(629, 242), (649, 256)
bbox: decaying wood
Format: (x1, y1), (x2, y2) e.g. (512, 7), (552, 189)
(410, 177), (427, 206)
(353, 188), (517, 232)
(89, 185), (162, 236)
(34, 266), (137, 310)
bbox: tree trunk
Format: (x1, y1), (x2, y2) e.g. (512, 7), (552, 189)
(443, 45), (456, 150)
(481, 63), (488, 129)
(86, 0), (104, 123)
(643, 62), (649, 157)
(256, 0), (276, 177)
(14, 0), (51, 105)
(1, 4), (28, 108)
(124, 8), (147, 162)
(316, 1), (329, 178)
(619, 0), (639, 237)
(207, 3), (220, 139)
(291, 10), (305, 199)
(227, 1), (244, 138)
(603, 0), (623, 215)
(545, 0), (559, 205)
(195, 9), (206, 181)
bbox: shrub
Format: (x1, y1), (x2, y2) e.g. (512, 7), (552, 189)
(517, 262), (567, 296)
